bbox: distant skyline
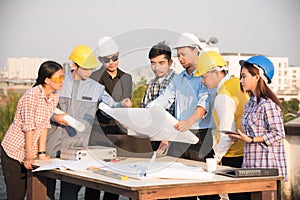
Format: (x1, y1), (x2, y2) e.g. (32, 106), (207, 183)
(1, 0), (300, 71)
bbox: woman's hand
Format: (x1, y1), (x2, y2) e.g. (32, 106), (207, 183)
(228, 129), (251, 143)
(24, 155), (34, 170)
(38, 154), (50, 160)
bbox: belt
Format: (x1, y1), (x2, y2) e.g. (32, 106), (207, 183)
(99, 120), (117, 127)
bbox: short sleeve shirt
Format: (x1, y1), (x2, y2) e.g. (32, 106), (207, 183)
(1, 85), (59, 162)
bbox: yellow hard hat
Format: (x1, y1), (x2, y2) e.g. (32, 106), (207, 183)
(194, 51), (227, 77)
(68, 45), (98, 69)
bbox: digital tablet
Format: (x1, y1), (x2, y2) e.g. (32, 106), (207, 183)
(217, 130), (239, 135)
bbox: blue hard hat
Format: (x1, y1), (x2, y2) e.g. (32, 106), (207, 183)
(239, 55), (274, 84)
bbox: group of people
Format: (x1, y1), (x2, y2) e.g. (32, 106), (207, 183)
(0, 32), (287, 200)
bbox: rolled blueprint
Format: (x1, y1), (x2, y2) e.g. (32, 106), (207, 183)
(54, 108), (85, 132)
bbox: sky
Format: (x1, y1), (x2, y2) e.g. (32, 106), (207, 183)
(1, 0), (300, 72)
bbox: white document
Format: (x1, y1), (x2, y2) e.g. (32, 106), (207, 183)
(33, 159), (107, 172)
(107, 161), (214, 180)
(98, 103), (199, 144)
(33, 154), (214, 180)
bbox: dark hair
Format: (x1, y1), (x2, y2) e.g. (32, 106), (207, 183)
(33, 61), (63, 87)
(241, 63), (283, 111)
(148, 41), (172, 61)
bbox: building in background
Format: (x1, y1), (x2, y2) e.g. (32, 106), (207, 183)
(0, 57), (72, 95)
(0, 55), (299, 101)
(5, 57), (48, 80)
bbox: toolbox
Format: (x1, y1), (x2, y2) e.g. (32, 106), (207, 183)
(60, 146), (117, 161)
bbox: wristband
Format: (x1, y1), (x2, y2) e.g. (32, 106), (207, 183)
(250, 136), (254, 143)
(38, 151), (46, 155)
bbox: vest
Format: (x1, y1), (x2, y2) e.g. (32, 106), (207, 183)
(213, 76), (249, 157)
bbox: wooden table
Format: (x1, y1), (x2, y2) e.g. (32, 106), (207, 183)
(27, 157), (282, 200)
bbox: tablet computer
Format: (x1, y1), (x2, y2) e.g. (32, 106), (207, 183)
(217, 129), (239, 134)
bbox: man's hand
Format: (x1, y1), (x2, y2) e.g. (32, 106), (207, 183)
(55, 113), (69, 126)
(174, 120), (193, 132)
(121, 98), (132, 108)
(156, 140), (169, 155)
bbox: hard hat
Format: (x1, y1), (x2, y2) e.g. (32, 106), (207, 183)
(96, 36), (119, 57)
(68, 45), (98, 69)
(194, 51), (227, 77)
(239, 55), (274, 83)
(173, 33), (204, 50)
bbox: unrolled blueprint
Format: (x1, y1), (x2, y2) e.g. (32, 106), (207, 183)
(98, 103), (199, 144)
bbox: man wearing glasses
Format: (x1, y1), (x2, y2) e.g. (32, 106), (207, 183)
(86, 36), (132, 200)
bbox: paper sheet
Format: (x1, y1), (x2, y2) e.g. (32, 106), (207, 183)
(98, 103), (199, 144)
(33, 155), (214, 180)
(32, 159), (107, 172)
(106, 160), (214, 180)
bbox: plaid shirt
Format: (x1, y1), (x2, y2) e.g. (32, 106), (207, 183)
(1, 85), (59, 162)
(242, 96), (287, 181)
(141, 69), (176, 115)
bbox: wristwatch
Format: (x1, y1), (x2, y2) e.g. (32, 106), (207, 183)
(250, 136), (254, 143)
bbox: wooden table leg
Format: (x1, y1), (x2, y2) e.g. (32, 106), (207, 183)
(251, 190), (277, 200)
(27, 171), (47, 200)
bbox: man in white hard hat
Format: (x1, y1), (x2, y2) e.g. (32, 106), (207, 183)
(86, 36), (132, 200)
(148, 33), (214, 167)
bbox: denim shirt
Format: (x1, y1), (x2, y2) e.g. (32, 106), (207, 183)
(149, 69), (211, 129)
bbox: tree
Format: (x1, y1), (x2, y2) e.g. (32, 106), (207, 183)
(131, 76), (147, 108)
(281, 99), (300, 123)
(0, 91), (21, 141)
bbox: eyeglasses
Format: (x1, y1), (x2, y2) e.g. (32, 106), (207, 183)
(50, 75), (65, 83)
(100, 55), (118, 63)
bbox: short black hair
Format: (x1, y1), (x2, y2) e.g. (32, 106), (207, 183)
(148, 41), (172, 61)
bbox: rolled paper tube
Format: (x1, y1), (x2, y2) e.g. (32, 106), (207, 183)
(54, 108), (85, 132)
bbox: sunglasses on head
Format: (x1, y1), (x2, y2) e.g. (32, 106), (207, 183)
(50, 75), (65, 83)
(100, 54), (119, 63)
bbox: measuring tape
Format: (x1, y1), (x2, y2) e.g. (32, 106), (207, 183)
(87, 166), (128, 181)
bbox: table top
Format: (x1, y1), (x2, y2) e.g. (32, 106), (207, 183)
(32, 156), (282, 190)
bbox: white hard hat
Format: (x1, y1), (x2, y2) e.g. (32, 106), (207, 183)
(173, 33), (203, 50)
(96, 36), (119, 57)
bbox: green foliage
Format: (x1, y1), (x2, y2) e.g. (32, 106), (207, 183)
(131, 76), (147, 108)
(281, 99), (300, 123)
(0, 91), (21, 141)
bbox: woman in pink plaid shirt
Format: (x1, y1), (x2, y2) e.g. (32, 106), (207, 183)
(0, 61), (64, 200)
(229, 55), (287, 182)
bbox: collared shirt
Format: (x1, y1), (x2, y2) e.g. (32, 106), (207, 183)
(141, 69), (176, 115)
(213, 74), (249, 159)
(242, 96), (287, 181)
(1, 85), (59, 162)
(97, 67), (132, 101)
(90, 66), (132, 127)
(149, 69), (210, 129)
